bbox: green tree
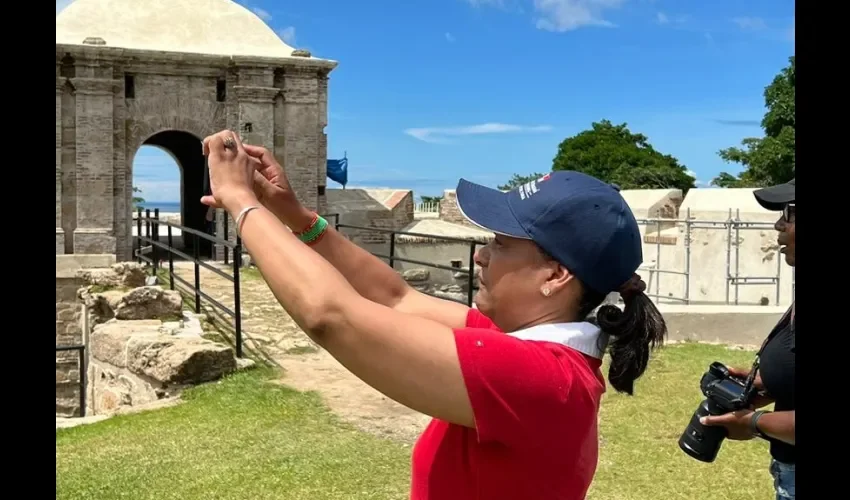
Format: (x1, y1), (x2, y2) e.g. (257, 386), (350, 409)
(712, 56), (795, 187)
(132, 186), (145, 211)
(497, 173), (545, 191)
(420, 195), (443, 204)
(550, 120), (695, 192)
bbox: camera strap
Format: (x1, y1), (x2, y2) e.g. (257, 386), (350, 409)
(742, 302), (795, 396)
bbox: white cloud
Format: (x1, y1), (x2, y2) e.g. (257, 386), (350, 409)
(685, 170), (713, 188)
(279, 26), (297, 45)
(445, 32), (456, 42)
(655, 11), (689, 26)
(464, 0), (626, 32)
(732, 16), (766, 31)
(252, 7), (272, 21)
(404, 123), (553, 143)
(533, 0), (627, 32)
(56, 0), (75, 15)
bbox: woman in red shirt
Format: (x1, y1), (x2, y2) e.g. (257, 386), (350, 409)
(202, 131), (667, 500)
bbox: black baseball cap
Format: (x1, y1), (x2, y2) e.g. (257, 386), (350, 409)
(753, 178), (795, 211)
(455, 171), (642, 295)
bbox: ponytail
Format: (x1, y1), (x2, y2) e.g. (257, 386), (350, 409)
(578, 284), (667, 395)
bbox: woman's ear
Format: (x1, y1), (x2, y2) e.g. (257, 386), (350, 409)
(544, 263), (574, 295)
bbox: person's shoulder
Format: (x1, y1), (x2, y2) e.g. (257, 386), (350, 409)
(463, 308), (501, 331)
(537, 340), (606, 393)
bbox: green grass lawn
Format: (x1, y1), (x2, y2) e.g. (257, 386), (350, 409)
(56, 344), (774, 500)
(589, 343), (775, 499)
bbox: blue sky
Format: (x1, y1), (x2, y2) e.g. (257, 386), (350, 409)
(57, 0), (795, 201)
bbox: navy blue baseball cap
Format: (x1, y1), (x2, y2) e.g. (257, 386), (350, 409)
(455, 171), (643, 295)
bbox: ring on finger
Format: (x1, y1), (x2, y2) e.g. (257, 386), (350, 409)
(223, 136), (236, 150)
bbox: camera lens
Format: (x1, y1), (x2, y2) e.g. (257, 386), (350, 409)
(678, 399), (728, 463)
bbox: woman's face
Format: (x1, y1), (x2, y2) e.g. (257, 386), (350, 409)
(776, 203), (795, 266)
(473, 234), (567, 330)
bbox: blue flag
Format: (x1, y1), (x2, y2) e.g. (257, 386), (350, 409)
(327, 155), (348, 187)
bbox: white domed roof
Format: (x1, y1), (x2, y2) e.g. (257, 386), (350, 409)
(56, 0), (297, 59)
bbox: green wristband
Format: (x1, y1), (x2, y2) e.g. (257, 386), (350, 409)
(298, 215), (328, 243)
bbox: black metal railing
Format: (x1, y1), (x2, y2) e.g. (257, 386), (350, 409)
(135, 208), (245, 358)
(328, 214), (479, 307)
(56, 344), (86, 417)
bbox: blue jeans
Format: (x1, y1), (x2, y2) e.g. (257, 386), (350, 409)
(770, 459), (795, 500)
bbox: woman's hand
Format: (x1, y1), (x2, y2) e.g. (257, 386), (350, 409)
(241, 145), (311, 228)
(201, 131), (259, 213)
(727, 366), (773, 409)
(700, 409), (757, 441)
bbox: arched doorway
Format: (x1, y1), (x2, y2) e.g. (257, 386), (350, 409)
(132, 130), (212, 257)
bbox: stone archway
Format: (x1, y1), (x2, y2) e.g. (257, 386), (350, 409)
(123, 101), (226, 261)
(55, 42), (335, 263)
(130, 129), (211, 256)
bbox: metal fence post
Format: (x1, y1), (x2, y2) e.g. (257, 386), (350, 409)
(233, 237), (243, 358)
(388, 232), (396, 268)
(152, 209), (160, 277)
(656, 218), (662, 299)
(144, 209), (151, 264)
(725, 208), (732, 304)
(734, 208), (741, 305)
(684, 207), (691, 305)
(223, 214), (230, 265)
(167, 225), (175, 291)
(193, 235), (201, 314)
(466, 243), (476, 307)
(136, 208), (143, 263)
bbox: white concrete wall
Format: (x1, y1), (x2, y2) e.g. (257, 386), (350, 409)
(643, 189), (794, 307)
(336, 186), (795, 308)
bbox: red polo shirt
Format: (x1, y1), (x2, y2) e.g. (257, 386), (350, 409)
(410, 309), (606, 500)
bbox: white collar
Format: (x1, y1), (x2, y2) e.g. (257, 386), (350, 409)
(508, 322), (609, 359)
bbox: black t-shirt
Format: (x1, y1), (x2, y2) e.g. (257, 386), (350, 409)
(758, 305), (795, 463)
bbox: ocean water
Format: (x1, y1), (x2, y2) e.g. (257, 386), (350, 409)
(136, 201), (181, 213)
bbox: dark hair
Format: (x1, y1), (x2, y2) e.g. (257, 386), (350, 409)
(577, 284), (667, 395)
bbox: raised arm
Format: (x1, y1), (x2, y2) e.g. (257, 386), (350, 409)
(241, 144), (470, 329)
(203, 133), (475, 426)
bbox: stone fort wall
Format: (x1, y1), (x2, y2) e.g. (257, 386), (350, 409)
(56, 44), (335, 263)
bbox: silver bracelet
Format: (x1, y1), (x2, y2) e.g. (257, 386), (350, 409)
(235, 205), (260, 237)
(750, 410), (769, 440)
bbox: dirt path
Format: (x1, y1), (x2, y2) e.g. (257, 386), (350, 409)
(170, 262), (432, 443)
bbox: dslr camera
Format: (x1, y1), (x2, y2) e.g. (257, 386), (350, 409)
(678, 362), (757, 463)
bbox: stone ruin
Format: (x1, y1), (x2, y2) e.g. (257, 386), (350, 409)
(56, 261), (247, 418)
(400, 267), (478, 304)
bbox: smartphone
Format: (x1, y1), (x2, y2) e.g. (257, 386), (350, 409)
(203, 157), (212, 197)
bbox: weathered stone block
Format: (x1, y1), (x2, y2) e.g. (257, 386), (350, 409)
(127, 337), (236, 385)
(76, 262), (147, 289)
(81, 286), (182, 324)
(73, 230), (116, 255)
(89, 320), (162, 367)
(402, 269), (430, 282)
(113, 287), (182, 320)
(90, 320), (236, 385)
(56, 230), (65, 254)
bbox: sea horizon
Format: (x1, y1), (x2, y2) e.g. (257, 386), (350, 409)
(136, 201), (181, 213)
